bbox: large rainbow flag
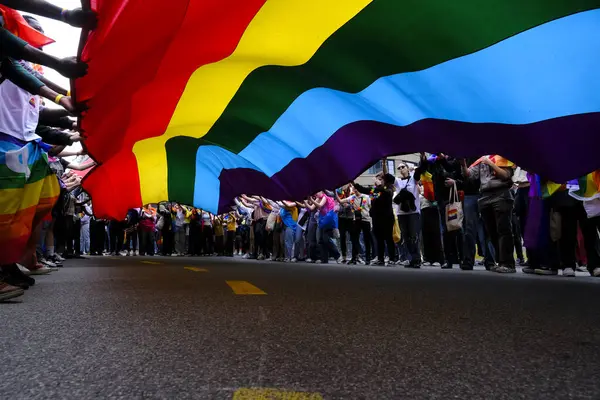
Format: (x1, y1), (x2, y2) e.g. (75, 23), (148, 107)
(76, 1), (600, 218)
(0, 135), (60, 264)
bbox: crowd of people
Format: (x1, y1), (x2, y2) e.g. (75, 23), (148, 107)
(38, 152), (600, 283)
(2, 2), (600, 304)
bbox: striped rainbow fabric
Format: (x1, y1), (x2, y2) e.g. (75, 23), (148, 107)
(0, 135), (60, 264)
(76, 1), (600, 217)
(569, 171), (600, 201)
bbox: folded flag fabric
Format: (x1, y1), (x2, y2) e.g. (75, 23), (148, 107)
(470, 155), (516, 169)
(420, 172), (435, 202)
(0, 5), (54, 48)
(77, 1), (600, 218)
(569, 171), (600, 201)
(0, 134), (60, 264)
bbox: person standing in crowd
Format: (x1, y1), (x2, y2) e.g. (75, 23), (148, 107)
(158, 204), (173, 256)
(122, 208), (139, 256)
(242, 195), (270, 260)
(337, 185), (372, 265)
(188, 208), (202, 256)
(420, 154), (463, 269)
(138, 205), (156, 256)
(302, 198), (320, 263)
(308, 191), (341, 264)
(461, 157), (495, 270)
(200, 209), (214, 255)
(279, 200), (299, 262)
(354, 173), (396, 266)
(394, 161), (426, 268)
(225, 211), (237, 257)
(336, 186), (354, 263)
(79, 202), (92, 255)
(462, 156), (516, 273)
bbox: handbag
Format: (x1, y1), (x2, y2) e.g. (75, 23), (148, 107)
(156, 216), (165, 230)
(266, 211), (277, 232)
(445, 182), (464, 232)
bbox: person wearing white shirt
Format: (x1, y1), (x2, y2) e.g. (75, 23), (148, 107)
(394, 162), (426, 267)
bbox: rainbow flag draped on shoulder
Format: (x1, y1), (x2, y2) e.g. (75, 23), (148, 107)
(76, 1), (600, 218)
(0, 135), (60, 264)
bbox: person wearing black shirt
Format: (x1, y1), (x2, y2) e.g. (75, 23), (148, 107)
(419, 154), (464, 269)
(354, 173), (396, 266)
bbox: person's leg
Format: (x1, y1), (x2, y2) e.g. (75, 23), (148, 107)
(461, 195), (479, 268)
(479, 202), (499, 268)
(227, 230), (235, 256)
(406, 213), (422, 265)
(491, 197), (515, 268)
(284, 227), (294, 260)
(338, 218), (349, 260)
(361, 221), (372, 264)
(371, 220), (386, 263)
(512, 213), (524, 262)
(384, 219), (396, 263)
(81, 223), (90, 254)
(557, 203), (579, 272)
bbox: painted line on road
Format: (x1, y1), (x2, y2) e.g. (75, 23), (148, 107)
(141, 261), (162, 265)
(226, 281), (267, 295)
(233, 388), (322, 399)
(184, 267), (208, 272)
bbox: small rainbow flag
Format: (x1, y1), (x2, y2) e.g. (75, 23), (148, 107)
(420, 171), (435, 202)
(470, 155), (515, 169)
(569, 170), (600, 201)
(0, 135), (60, 264)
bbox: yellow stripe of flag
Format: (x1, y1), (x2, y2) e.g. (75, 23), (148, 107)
(133, 0), (372, 204)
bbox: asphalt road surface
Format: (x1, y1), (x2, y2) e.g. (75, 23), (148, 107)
(1, 256), (599, 400)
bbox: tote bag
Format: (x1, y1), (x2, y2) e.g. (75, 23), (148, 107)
(445, 183), (463, 232)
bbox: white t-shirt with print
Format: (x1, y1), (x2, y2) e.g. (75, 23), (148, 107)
(0, 76), (41, 141)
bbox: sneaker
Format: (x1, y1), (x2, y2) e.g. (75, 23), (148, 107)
(441, 263), (453, 269)
(315, 260), (323, 264)
(27, 265), (52, 275)
(593, 268), (600, 277)
(171, 253), (179, 257)
(0, 282), (25, 301)
(522, 266), (536, 274)
(459, 264), (474, 271)
(336, 257), (344, 264)
(534, 267), (558, 276)
(431, 262), (441, 267)
(39, 258), (57, 268)
(54, 254), (66, 262)
(372, 261), (386, 267)
(283, 258), (290, 263)
(406, 261), (421, 269)
(306, 258), (314, 263)
(495, 265), (516, 273)
(134, 250), (139, 256)
(291, 258), (298, 263)
(562, 267), (576, 277)
(118, 250), (127, 256)
(17, 264), (31, 276)
(347, 259), (357, 265)
(517, 258), (526, 266)
(257, 254), (265, 261)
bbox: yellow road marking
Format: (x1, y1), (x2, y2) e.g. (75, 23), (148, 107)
(184, 267), (208, 272)
(141, 261), (162, 265)
(226, 281), (267, 295)
(233, 388), (322, 400)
